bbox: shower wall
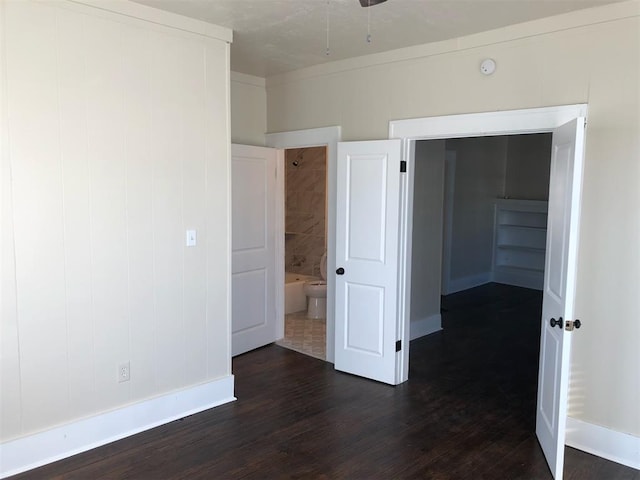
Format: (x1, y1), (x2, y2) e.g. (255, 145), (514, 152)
(285, 146), (326, 276)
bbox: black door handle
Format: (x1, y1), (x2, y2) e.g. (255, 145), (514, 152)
(336, 267), (345, 275)
(550, 317), (563, 329)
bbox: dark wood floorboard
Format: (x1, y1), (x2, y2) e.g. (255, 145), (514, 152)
(11, 283), (639, 479)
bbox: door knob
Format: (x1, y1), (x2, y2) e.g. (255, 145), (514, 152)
(336, 267), (345, 275)
(550, 317), (563, 329)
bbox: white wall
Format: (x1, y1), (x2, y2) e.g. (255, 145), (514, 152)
(410, 140), (445, 337)
(445, 137), (507, 291)
(265, 1), (640, 439)
(231, 71), (266, 146)
(1, 0), (232, 445)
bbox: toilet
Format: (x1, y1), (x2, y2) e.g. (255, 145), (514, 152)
(303, 252), (327, 319)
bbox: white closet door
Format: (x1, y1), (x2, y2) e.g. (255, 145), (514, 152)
(231, 144), (278, 356)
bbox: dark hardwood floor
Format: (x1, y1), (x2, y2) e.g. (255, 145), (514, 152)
(12, 283), (639, 479)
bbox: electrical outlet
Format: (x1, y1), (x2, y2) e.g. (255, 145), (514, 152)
(118, 362), (130, 383)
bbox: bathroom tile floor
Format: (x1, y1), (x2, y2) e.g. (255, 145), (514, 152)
(276, 311), (326, 361)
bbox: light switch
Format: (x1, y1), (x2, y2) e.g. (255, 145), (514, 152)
(186, 229), (197, 247)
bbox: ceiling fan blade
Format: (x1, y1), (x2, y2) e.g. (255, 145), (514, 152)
(359, 0), (388, 6)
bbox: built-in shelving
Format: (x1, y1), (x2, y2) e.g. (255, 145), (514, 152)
(493, 199), (549, 290)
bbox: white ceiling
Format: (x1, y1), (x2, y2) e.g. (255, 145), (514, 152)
(133, 0), (623, 77)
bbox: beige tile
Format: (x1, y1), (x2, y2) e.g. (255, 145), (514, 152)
(276, 312), (326, 361)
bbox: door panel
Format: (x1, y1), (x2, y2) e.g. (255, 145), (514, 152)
(536, 118), (585, 479)
(232, 269), (267, 332)
(231, 144), (278, 356)
(335, 139), (403, 385)
(346, 283), (384, 355)
(346, 155), (388, 262)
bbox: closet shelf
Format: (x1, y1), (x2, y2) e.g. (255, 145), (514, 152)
(497, 223), (546, 231)
(496, 245), (546, 253)
(493, 199), (549, 290)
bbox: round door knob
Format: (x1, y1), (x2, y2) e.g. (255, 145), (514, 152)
(574, 319), (581, 329)
(336, 267), (345, 275)
(550, 317), (563, 329)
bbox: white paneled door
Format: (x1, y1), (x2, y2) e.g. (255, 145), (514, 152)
(536, 118), (585, 479)
(231, 144), (278, 356)
(334, 139), (405, 385)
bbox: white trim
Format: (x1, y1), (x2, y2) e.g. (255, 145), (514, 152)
(266, 126), (341, 363)
(397, 138), (413, 383)
(410, 314), (442, 341)
(389, 105), (588, 140)
(0, 376), (236, 479)
(447, 272), (493, 294)
(66, 0), (232, 42)
(566, 417), (640, 470)
(266, 126), (341, 149)
(275, 149), (285, 340)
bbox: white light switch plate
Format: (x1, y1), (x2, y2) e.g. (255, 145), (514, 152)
(186, 229), (197, 247)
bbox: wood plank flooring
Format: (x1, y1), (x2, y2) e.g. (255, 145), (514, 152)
(11, 284), (639, 479)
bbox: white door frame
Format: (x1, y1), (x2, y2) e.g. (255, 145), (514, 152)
(388, 103), (587, 452)
(266, 126), (342, 363)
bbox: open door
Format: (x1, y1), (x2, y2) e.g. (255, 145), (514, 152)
(231, 144), (279, 356)
(334, 139), (406, 385)
(536, 118), (585, 479)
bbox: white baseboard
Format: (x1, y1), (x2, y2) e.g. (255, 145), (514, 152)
(444, 272), (491, 295)
(566, 416), (640, 470)
(0, 375), (236, 479)
(410, 314), (442, 340)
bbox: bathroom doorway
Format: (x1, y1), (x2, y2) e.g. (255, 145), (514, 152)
(266, 126), (341, 363)
(276, 146), (328, 360)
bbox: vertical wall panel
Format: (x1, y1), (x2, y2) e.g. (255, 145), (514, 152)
(83, 14), (130, 411)
(121, 24), (157, 401)
(180, 40), (208, 385)
(0, 0), (22, 437)
(150, 33), (186, 392)
(204, 40), (231, 376)
(57, 8), (96, 419)
(6, 1), (69, 432)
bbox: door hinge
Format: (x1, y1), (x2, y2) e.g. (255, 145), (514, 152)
(565, 319), (582, 331)
(400, 161), (406, 173)
(395, 340), (402, 352)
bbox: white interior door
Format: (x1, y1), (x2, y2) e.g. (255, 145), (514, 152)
(334, 139), (405, 385)
(231, 144), (278, 356)
(536, 118), (585, 479)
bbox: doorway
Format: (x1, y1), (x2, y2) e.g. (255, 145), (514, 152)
(409, 133), (552, 343)
(276, 146), (328, 360)
(409, 133), (552, 453)
(266, 126), (342, 363)
(389, 106), (586, 478)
